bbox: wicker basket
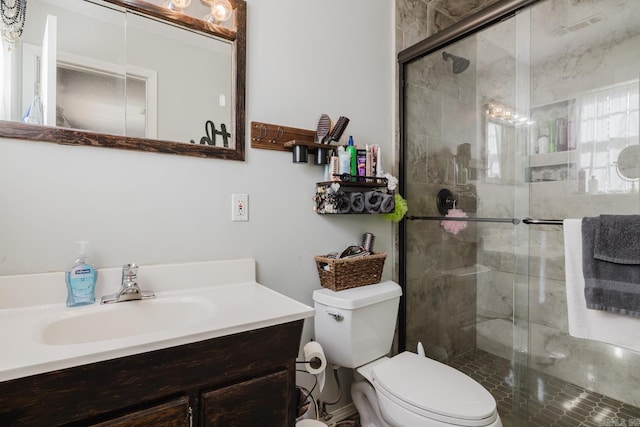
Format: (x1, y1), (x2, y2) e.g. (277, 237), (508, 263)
(315, 252), (387, 291)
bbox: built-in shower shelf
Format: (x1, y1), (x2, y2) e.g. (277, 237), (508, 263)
(526, 150), (578, 183)
(443, 264), (492, 276)
(528, 150), (577, 167)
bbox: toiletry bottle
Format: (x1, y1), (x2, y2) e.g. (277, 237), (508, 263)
(588, 175), (599, 194)
(538, 135), (549, 154)
(577, 168), (586, 193)
(328, 151), (339, 181)
(347, 136), (357, 181)
(530, 123), (539, 154)
(66, 241), (97, 307)
(337, 146), (350, 175)
(547, 121), (556, 153)
(375, 145), (384, 177)
(357, 149), (367, 182)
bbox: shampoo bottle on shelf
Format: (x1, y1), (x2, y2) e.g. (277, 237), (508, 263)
(337, 146), (350, 175)
(347, 136), (357, 181)
(588, 175), (599, 194)
(577, 168), (586, 193)
(65, 241), (97, 307)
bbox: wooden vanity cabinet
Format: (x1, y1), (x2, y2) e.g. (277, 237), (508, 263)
(0, 321), (303, 427)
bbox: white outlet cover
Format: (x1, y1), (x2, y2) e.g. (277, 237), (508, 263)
(231, 193), (248, 221)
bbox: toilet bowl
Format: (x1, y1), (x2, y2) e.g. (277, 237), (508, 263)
(355, 352), (501, 427)
(313, 281), (502, 427)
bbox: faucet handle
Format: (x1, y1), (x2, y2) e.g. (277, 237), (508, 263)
(122, 263), (138, 279)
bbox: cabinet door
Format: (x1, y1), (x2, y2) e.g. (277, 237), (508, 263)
(91, 396), (190, 427)
(201, 370), (290, 427)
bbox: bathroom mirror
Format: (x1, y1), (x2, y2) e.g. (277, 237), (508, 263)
(0, 0), (246, 160)
(617, 145), (640, 180)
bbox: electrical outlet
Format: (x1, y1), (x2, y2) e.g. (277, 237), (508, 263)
(231, 193), (249, 221)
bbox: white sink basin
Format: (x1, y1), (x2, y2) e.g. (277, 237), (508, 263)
(38, 297), (217, 345)
(0, 259), (315, 382)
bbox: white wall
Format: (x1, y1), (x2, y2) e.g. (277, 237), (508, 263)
(0, 0), (395, 413)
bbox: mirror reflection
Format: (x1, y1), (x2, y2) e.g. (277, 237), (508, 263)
(617, 144), (640, 180)
(0, 0), (246, 159)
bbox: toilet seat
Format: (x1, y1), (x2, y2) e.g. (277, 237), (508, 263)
(371, 352), (498, 426)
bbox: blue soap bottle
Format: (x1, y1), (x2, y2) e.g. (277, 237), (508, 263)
(65, 241), (97, 307)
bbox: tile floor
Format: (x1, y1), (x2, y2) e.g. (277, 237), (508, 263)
(448, 349), (640, 427)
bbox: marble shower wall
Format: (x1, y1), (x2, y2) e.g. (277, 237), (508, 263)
(396, 0), (503, 51)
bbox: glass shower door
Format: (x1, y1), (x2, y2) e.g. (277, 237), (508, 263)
(521, 0), (640, 424)
(401, 0), (640, 425)
(401, 8), (532, 424)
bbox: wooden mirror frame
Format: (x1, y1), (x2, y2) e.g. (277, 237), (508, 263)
(0, 0), (246, 161)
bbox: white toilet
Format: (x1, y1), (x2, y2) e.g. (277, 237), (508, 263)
(313, 281), (502, 427)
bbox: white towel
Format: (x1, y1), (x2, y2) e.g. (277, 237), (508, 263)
(563, 219), (640, 352)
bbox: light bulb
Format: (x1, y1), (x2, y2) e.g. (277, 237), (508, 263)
(167, 0), (191, 11)
(211, 0), (232, 23)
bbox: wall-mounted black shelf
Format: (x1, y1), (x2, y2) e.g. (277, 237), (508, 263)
(314, 176), (394, 215)
(319, 174), (389, 188)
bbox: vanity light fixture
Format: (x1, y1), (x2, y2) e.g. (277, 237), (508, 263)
(165, 0), (192, 12)
(203, 0), (233, 23)
(211, 0), (232, 22)
(1, 0), (27, 48)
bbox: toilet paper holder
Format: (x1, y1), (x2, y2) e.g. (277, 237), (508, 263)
(296, 341), (327, 372)
(296, 357), (324, 370)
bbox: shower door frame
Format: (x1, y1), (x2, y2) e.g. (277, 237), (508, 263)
(397, 0), (541, 352)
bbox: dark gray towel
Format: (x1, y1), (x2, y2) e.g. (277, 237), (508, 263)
(364, 191), (383, 213)
(380, 193), (395, 213)
(335, 191), (351, 214)
(594, 215), (640, 264)
(582, 217), (640, 317)
(350, 192), (365, 213)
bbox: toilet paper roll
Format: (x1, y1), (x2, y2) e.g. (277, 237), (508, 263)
(303, 341), (327, 392)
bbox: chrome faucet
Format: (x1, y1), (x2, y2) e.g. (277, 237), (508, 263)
(100, 263), (155, 304)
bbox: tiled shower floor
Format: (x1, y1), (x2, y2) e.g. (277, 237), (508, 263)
(448, 349), (640, 427)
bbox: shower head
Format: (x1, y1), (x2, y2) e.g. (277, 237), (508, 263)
(442, 51), (470, 74)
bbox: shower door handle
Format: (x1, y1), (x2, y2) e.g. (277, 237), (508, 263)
(522, 217), (564, 225)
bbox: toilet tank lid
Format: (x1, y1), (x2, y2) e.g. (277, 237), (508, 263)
(312, 281), (402, 309)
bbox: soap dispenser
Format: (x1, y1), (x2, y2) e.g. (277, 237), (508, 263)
(65, 241), (98, 307)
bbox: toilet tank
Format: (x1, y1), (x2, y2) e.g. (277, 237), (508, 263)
(312, 281), (402, 368)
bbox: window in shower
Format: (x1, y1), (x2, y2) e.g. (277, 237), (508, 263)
(487, 121), (502, 179)
(577, 79), (640, 193)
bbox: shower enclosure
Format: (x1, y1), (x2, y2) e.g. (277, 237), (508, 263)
(399, 0), (640, 425)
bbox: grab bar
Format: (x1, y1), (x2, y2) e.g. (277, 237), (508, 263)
(522, 218), (564, 226)
(407, 216), (520, 224)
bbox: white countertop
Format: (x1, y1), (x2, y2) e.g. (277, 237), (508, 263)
(0, 259), (314, 382)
